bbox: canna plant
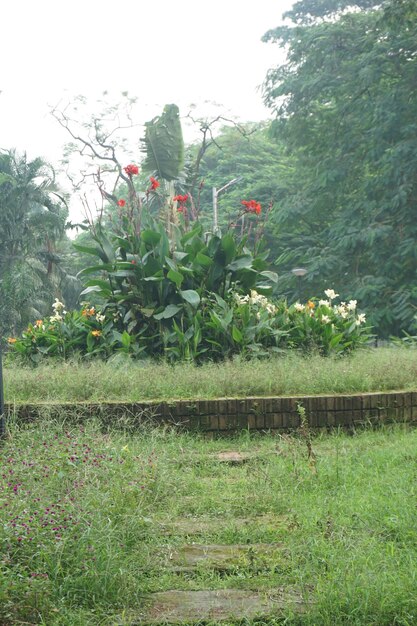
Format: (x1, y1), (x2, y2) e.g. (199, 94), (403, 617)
(73, 182), (277, 361)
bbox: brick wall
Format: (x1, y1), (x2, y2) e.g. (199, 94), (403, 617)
(6, 391), (417, 432)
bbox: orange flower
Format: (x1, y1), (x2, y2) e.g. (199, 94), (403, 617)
(82, 307), (95, 317)
(7, 337), (17, 344)
(307, 300), (315, 309)
(35, 319), (43, 328)
(241, 199), (262, 215)
(91, 330), (102, 337)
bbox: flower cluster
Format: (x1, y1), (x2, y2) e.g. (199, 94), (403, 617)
(241, 199), (261, 215)
(173, 194), (189, 213)
(81, 306), (95, 318)
(149, 176), (160, 190)
(123, 163), (139, 176)
(235, 290), (277, 316)
(293, 290), (366, 326)
(50, 298), (66, 323)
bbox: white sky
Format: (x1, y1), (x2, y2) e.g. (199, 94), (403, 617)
(0, 0), (293, 218)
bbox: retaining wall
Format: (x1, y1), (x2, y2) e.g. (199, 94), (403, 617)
(5, 391), (417, 432)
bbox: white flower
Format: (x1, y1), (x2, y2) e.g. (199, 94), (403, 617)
(235, 293), (250, 305)
(96, 313), (106, 323)
(52, 298), (65, 311)
(321, 315), (331, 323)
(337, 306), (349, 319)
(49, 313), (63, 323)
(347, 300), (357, 311)
(318, 299), (330, 307)
(324, 289), (339, 300)
(294, 302), (305, 312)
(356, 313), (366, 326)
(266, 303), (277, 316)
(249, 290), (268, 307)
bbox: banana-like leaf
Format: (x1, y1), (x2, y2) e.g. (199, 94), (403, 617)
(141, 104), (184, 181)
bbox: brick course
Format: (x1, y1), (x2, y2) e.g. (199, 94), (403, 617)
(5, 391), (417, 433)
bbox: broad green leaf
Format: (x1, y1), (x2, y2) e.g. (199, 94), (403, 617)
(221, 234), (236, 265)
(173, 251), (189, 263)
(227, 255), (253, 271)
(73, 243), (108, 262)
(180, 289), (200, 307)
(195, 252), (213, 267)
(260, 270), (279, 283)
(80, 285), (106, 296)
(232, 325), (243, 343)
(121, 331), (131, 348)
(153, 304), (182, 320)
(167, 269), (184, 288)
(141, 230), (161, 246)
(77, 264), (114, 277)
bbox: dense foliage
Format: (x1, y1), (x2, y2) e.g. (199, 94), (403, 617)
(7, 165), (371, 363)
(262, 0), (417, 337)
(0, 151), (77, 337)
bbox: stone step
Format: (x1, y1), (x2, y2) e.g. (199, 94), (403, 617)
(160, 542), (286, 572)
(175, 449), (268, 467)
(121, 588), (305, 624)
(157, 513), (289, 536)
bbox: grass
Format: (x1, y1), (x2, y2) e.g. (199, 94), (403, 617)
(1, 419), (417, 625)
(4, 347), (417, 403)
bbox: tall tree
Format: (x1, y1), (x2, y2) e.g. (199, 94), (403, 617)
(262, 0), (417, 336)
(0, 151), (70, 336)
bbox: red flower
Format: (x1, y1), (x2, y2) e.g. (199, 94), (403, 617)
(241, 199), (261, 215)
(150, 177), (160, 190)
(117, 199), (126, 207)
(131, 260), (137, 264)
(173, 194), (189, 203)
(124, 164), (139, 176)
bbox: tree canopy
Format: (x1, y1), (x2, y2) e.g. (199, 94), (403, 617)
(0, 151), (70, 335)
(262, 0), (417, 336)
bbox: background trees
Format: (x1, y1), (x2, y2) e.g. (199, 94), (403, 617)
(0, 151), (75, 336)
(262, 0), (417, 336)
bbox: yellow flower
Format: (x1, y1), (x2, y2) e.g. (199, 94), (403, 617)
(307, 300), (315, 309)
(91, 330), (102, 337)
(7, 337), (17, 344)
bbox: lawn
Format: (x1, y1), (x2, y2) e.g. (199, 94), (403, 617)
(4, 347), (417, 403)
(1, 419), (416, 625)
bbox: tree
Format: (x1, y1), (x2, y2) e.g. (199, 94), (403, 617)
(262, 0), (417, 336)
(0, 151), (71, 336)
(187, 124), (292, 243)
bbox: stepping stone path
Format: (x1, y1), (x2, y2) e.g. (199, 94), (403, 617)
(215, 450), (253, 464)
(129, 588), (305, 624)
(163, 542), (285, 572)
(158, 513), (289, 536)
(175, 450), (264, 467)
(121, 449), (307, 624)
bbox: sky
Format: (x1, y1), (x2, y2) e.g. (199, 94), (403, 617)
(0, 0), (294, 218)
